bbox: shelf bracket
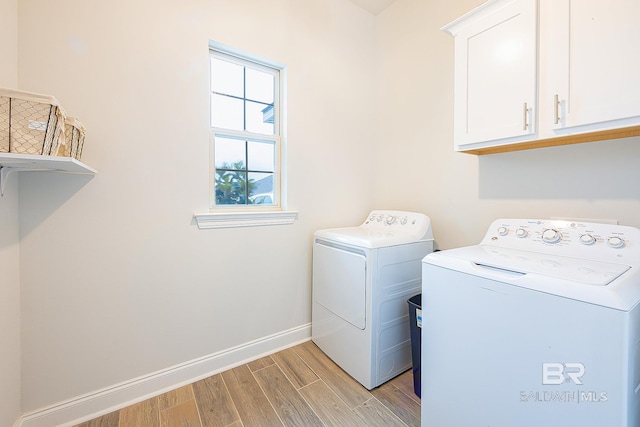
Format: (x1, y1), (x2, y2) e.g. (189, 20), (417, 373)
(0, 166), (15, 197)
(0, 166), (48, 197)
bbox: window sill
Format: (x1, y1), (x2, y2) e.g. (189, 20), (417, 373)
(193, 210), (299, 229)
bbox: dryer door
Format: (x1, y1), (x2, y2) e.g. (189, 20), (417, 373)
(313, 241), (367, 330)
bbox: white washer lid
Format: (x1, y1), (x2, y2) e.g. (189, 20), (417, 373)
(469, 245), (630, 286)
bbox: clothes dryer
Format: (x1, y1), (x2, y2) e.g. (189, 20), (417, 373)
(312, 210), (434, 389)
(422, 219), (640, 427)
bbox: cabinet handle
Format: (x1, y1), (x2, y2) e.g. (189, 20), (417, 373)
(554, 94), (560, 125)
(523, 102), (528, 130)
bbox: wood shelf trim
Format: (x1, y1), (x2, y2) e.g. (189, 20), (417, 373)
(461, 125), (640, 155)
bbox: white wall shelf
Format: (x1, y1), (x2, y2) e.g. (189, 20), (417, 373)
(0, 152), (96, 196)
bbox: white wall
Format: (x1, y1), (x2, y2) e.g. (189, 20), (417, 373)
(375, 0), (640, 249)
(0, 185), (21, 426)
(0, 180), (20, 427)
(0, 0), (17, 86)
(0, 0), (22, 425)
(17, 0), (376, 413)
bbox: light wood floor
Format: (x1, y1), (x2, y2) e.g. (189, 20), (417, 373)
(74, 340), (420, 427)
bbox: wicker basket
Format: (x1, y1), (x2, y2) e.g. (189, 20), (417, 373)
(58, 117), (86, 160)
(0, 88), (66, 155)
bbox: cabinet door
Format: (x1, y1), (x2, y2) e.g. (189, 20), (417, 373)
(551, 0), (640, 131)
(445, 0), (538, 150)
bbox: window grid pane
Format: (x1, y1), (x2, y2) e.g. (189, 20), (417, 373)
(245, 68), (274, 104)
(215, 168), (248, 205)
(247, 140), (275, 172)
(211, 58), (244, 98)
(246, 100), (275, 135)
(211, 94), (244, 131)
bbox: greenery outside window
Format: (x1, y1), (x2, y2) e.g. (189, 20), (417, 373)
(210, 44), (282, 210)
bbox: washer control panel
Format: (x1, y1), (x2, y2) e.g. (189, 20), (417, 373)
(362, 210), (432, 239)
(481, 219), (640, 265)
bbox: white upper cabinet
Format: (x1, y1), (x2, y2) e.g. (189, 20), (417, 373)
(442, 0), (538, 151)
(444, 0), (640, 154)
(546, 0), (640, 133)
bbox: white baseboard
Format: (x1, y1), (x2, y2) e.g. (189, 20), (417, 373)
(17, 323), (311, 427)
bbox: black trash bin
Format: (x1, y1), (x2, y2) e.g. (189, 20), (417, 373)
(408, 294), (422, 397)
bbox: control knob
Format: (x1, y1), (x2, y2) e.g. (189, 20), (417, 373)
(386, 215), (396, 225)
(497, 227), (508, 236)
(516, 228), (528, 238)
(542, 229), (562, 244)
(607, 236), (625, 248)
(579, 234), (596, 245)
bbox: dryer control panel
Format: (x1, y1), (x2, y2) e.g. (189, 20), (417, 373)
(362, 210), (432, 240)
(481, 219), (640, 265)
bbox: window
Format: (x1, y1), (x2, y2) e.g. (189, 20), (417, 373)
(210, 44), (282, 210)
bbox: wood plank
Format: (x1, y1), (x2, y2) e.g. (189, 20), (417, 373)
(73, 411), (120, 427)
(298, 380), (367, 427)
(462, 125), (640, 155)
(192, 374), (240, 427)
(271, 346), (319, 389)
(158, 385), (195, 411)
(391, 370), (421, 404)
(253, 364), (324, 427)
(160, 399), (202, 427)
(247, 355), (275, 372)
(353, 397), (408, 427)
(221, 364), (283, 427)
(371, 381), (421, 427)
(119, 397), (160, 427)
(293, 341), (371, 409)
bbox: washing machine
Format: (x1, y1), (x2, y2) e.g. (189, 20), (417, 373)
(312, 210), (434, 389)
(421, 219), (640, 427)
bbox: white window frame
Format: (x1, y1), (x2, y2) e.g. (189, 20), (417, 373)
(194, 41), (297, 229)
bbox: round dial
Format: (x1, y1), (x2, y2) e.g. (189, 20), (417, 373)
(607, 236), (625, 248)
(579, 234), (596, 245)
(376, 215), (384, 222)
(386, 215), (396, 225)
(400, 217), (408, 225)
(497, 226), (508, 236)
(541, 229), (562, 244)
(516, 228), (528, 238)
